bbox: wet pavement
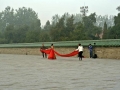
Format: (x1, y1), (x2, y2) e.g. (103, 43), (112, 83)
(0, 54), (120, 90)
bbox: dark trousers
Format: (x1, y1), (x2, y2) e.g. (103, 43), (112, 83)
(42, 52), (47, 58)
(90, 51), (93, 58)
(78, 51), (83, 60)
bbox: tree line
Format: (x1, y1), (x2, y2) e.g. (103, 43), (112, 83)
(0, 6), (120, 44)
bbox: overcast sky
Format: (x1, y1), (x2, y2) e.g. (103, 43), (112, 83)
(0, 0), (120, 26)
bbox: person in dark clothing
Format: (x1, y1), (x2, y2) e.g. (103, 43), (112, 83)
(40, 44), (47, 58)
(88, 44), (93, 58)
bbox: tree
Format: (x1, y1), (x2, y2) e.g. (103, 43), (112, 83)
(51, 14), (60, 26)
(26, 30), (40, 42)
(14, 7), (39, 27)
(50, 15), (65, 41)
(95, 15), (114, 29)
(102, 22), (108, 39)
(108, 13), (120, 39)
(43, 20), (51, 31)
(39, 31), (50, 42)
(70, 22), (85, 40)
(0, 6), (41, 43)
(0, 6), (15, 32)
(82, 13), (101, 40)
(4, 25), (14, 43)
(116, 6), (120, 12)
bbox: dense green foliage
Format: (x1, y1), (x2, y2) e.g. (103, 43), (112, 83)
(102, 22), (108, 39)
(0, 6), (120, 44)
(108, 13), (120, 39)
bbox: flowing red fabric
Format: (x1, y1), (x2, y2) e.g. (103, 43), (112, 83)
(40, 49), (78, 58)
(40, 49), (51, 54)
(40, 49), (56, 60)
(54, 50), (78, 57)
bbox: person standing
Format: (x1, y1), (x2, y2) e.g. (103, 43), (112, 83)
(76, 43), (83, 60)
(40, 43), (47, 58)
(88, 44), (93, 58)
(48, 44), (56, 60)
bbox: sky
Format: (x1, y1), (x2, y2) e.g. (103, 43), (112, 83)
(0, 0), (120, 26)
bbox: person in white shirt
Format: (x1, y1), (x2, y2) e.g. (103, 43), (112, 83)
(76, 43), (83, 60)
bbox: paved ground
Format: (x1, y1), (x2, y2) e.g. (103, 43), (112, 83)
(0, 54), (120, 90)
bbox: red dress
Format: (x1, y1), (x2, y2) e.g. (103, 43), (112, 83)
(48, 48), (56, 60)
(47, 46), (56, 60)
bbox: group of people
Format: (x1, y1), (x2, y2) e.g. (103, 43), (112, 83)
(40, 43), (94, 60)
(40, 43), (56, 60)
(75, 43), (94, 60)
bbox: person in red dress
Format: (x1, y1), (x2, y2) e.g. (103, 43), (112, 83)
(48, 44), (56, 60)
